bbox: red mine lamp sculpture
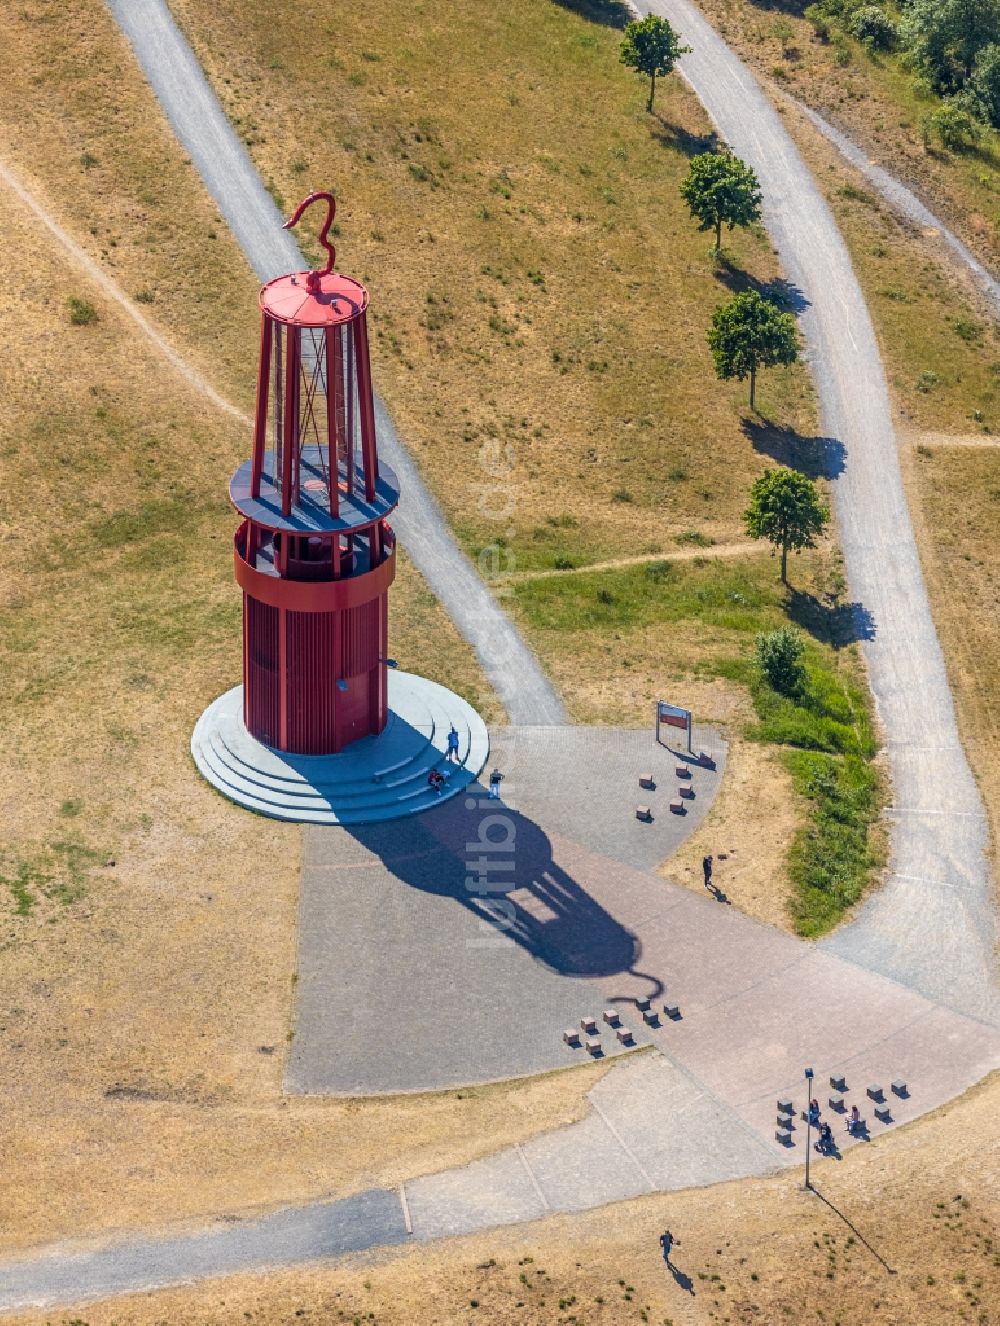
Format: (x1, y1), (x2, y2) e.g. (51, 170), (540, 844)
(193, 192), (488, 825)
(231, 192), (399, 754)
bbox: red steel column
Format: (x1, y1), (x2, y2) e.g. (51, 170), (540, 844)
(354, 310), (378, 501)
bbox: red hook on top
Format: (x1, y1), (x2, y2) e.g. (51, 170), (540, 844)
(283, 191), (336, 286)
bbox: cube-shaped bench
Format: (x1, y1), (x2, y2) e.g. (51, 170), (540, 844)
(636, 805), (652, 822)
(563, 1028), (581, 1047)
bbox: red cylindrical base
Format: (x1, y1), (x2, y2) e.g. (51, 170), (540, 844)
(244, 595), (389, 753)
(235, 526), (394, 755)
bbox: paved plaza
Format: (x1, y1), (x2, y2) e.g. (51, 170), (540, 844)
(288, 724), (726, 1092)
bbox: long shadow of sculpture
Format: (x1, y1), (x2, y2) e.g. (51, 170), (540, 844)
(347, 784), (658, 992)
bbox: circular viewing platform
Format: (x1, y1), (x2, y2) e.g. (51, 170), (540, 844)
(230, 446), (399, 535)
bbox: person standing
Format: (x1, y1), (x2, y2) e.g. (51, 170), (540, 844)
(446, 725), (460, 762)
(488, 768), (505, 800)
(702, 855), (713, 890)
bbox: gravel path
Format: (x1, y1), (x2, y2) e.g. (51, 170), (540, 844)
(102, 0), (566, 727)
(795, 101), (1000, 320)
(639, 0), (999, 1025)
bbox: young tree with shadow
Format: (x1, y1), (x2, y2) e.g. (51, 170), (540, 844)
(744, 468), (829, 584)
(680, 150), (763, 253)
(708, 289), (798, 411)
(620, 14), (690, 112)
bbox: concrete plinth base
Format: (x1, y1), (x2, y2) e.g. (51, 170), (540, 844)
(191, 672), (489, 825)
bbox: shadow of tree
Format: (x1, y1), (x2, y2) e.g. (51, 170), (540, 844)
(742, 417), (845, 480)
(715, 256), (811, 315)
(738, 0), (808, 11)
(786, 588), (876, 647)
(550, 0), (631, 29)
(649, 113), (720, 158)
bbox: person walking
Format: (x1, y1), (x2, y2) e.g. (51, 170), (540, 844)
(446, 725), (460, 762)
(659, 1229), (678, 1263)
(702, 855), (713, 890)
(488, 767), (505, 800)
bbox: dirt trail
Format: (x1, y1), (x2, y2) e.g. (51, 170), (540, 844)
(508, 541), (760, 582)
(0, 156), (250, 425)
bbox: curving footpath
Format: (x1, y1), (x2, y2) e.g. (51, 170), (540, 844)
(102, 0), (566, 728)
(4, 0), (993, 1313)
(641, 0), (999, 1027)
(795, 101), (1000, 320)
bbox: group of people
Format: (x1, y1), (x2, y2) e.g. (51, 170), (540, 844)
(426, 727), (506, 801)
(808, 1098), (865, 1152)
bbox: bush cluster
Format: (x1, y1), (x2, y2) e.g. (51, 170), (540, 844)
(805, 0), (1000, 144)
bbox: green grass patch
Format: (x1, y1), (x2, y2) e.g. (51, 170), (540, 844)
(513, 556), (782, 634)
(1, 836), (105, 918)
(512, 551), (884, 932)
(783, 751), (883, 937)
(749, 659), (876, 757)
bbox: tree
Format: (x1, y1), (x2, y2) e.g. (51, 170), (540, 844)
(680, 151), (763, 252)
(707, 290), (798, 410)
(744, 469), (830, 584)
(900, 0), (1000, 92)
(756, 627), (807, 696)
(962, 41), (1000, 126)
(620, 15), (690, 113)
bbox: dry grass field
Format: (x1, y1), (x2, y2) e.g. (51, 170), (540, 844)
(16, 1071), (999, 1326)
(0, 0), (585, 1258)
(169, 0), (818, 572)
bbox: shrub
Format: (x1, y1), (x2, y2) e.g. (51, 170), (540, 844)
(755, 627), (806, 696)
(852, 6), (897, 51)
(922, 102), (981, 151)
(804, 4), (831, 41)
(68, 297), (98, 326)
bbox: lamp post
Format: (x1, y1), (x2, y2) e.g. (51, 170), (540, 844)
(804, 1066), (815, 1190)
